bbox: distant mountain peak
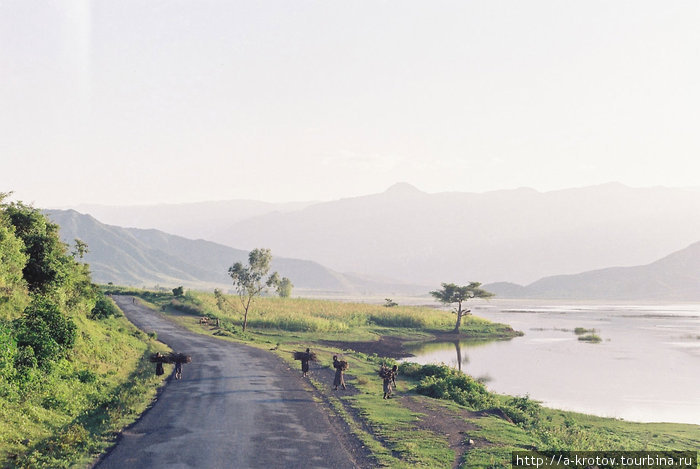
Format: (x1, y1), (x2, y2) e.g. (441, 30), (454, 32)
(384, 182), (424, 195)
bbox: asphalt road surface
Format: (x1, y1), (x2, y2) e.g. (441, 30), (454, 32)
(95, 296), (358, 469)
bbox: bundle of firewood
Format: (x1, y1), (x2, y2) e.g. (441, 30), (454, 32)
(378, 365), (393, 378)
(150, 352), (191, 364)
(335, 360), (349, 371)
(293, 351), (318, 361)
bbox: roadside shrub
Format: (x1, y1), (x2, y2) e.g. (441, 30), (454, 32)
(90, 295), (122, 320)
(169, 299), (205, 316)
(501, 395), (542, 428)
(13, 298), (76, 370)
(411, 363), (495, 410)
(399, 362), (452, 380)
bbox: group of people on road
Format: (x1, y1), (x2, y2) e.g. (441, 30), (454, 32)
(298, 349), (398, 399)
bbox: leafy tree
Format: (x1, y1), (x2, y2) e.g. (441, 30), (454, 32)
(4, 202), (71, 293)
(13, 297), (77, 370)
(0, 217), (29, 320)
(228, 248), (280, 332)
(172, 286), (184, 297)
(430, 282), (494, 333)
(384, 298), (398, 308)
(71, 238), (88, 259)
(214, 288), (233, 314)
(276, 277), (293, 298)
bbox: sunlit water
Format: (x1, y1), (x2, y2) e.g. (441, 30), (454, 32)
(401, 301), (700, 425)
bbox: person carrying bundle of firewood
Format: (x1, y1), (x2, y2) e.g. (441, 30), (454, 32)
(293, 348), (317, 378)
(379, 364), (398, 399)
(332, 355), (348, 390)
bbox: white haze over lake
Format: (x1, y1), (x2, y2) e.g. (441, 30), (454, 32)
(2, 1), (700, 207)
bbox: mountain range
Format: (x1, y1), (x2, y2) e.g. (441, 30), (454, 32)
(45, 210), (429, 297)
(485, 240), (700, 300)
(50, 183), (700, 300)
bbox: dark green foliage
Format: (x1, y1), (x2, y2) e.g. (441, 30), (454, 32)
(13, 298), (77, 370)
(402, 362), (496, 409)
(14, 345), (37, 371)
(383, 298), (398, 307)
(4, 203), (72, 293)
(0, 321), (17, 379)
(90, 294), (122, 319)
(501, 395), (541, 428)
(399, 362), (544, 431)
(172, 286), (184, 297)
(0, 222), (29, 319)
(76, 369), (97, 384)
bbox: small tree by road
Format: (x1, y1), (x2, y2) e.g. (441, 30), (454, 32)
(228, 248), (280, 332)
(430, 282), (494, 333)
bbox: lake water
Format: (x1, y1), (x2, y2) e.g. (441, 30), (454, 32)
(402, 300), (700, 425)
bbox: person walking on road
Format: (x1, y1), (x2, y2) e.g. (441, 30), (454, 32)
(154, 352), (164, 376)
(333, 355), (347, 390)
(301, 348), (311, 378)
(175, 361), (183, 380)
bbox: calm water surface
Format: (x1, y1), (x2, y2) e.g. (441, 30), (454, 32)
(402, 300), (700, 425)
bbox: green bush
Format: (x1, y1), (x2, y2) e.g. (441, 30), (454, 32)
(410, 363), (495, 409)
(13, 298), (76, 370)
(0, 321), (17, 380)
(90, 295), (122, 320)
(501, 395), (542, 428)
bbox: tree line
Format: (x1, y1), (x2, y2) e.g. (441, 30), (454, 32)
(0, 193), (116, 386)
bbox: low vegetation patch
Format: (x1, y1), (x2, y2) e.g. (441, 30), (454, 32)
(578, 333), (602, 343)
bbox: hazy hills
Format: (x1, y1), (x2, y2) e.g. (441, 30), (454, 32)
(486, 241), (700, 300)
(69, 200), (312, 241)
(203, 183), (700, 286)
(45, 210), (428, 296)
(56, 183), (700, 300)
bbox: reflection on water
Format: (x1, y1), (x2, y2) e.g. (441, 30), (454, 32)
(401, 301), (700, 425)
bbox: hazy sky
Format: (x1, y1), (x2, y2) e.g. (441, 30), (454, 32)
(2, 1), (699, 206)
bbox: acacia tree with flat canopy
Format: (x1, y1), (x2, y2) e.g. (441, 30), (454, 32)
(228, 248), (280, 332)
(430, 282), (494, 333)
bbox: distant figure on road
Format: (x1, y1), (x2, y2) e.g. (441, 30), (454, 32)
(155, 352), (164, 376)
(332, 355), (347, 390)
(175, 361), (183, 380)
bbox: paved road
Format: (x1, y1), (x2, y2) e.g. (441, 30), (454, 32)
(96, 296), (358, 469)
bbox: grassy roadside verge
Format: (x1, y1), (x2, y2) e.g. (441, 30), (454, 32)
(119, 288), (700, 468)
(0, 306), (171, 469)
